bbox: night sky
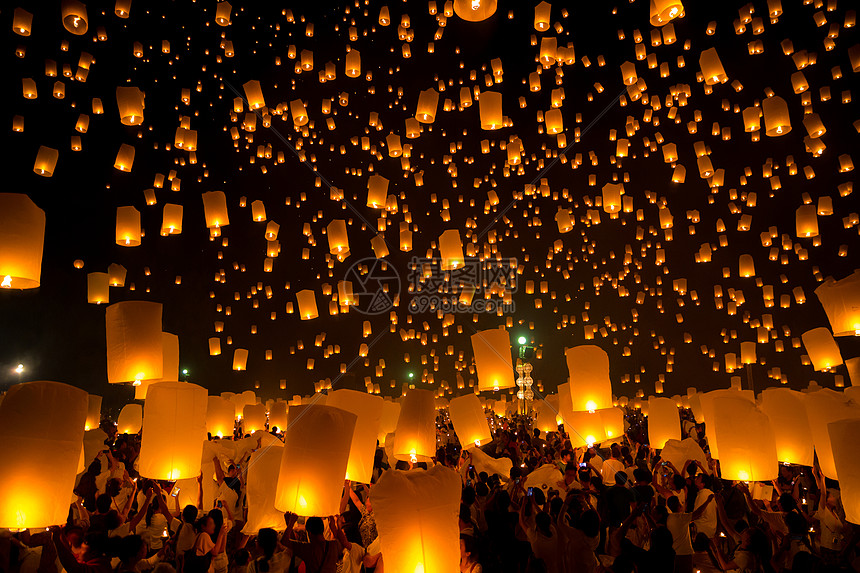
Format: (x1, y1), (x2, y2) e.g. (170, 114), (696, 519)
(2, 0), (859, 413)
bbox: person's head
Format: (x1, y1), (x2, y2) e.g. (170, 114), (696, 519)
(509, 466), (522, 482)
(106, 478), (122, 498)
(256, 528), (277, 570)
(459, 534), (478, 563)
(305, 516), (324, 537)
(633, 468), (650, 485)
(233, 549), (250, 568)
(394, 460), (410, 470)
(533, 429), (541, 438)
(744, 526), (772, 561)
(462, 486), (476, 506)
(459, 503), (473, 528)
(653, 505), (668, 526)
(614, 471), (628, 486)
(564, 462), (577, 482)
(692, 532), (711, 552)
(104, 510), (122, 531)
(610, 444), (622, 460)
(560, 449), (572, 463)
(784, 510), (807, 537)
(694, 472), (711, 491)
(197, 515), (215, 535)
(475, 482), (489, 498)
(672, 474), (686, 492)
(666, 495), (681, 513)
(117, 535), (147, 565)
(533, 488), (546, 506)
(578, 508), (601, 538)
(778, 493), (798, 513)
(95, 493), (112, 514)
(182, 505), (198, 524)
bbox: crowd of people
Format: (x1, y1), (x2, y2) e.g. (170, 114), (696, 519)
(0, 405), (856, 573)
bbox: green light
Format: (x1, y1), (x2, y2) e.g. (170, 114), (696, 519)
(517, 336), (527, 345)
(408, 372), (414, 379)
(182, 369), (189, 375)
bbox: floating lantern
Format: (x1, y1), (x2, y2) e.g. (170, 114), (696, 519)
(61, 0), (88, 35)
(232, 348), (249, 370)
(650, 0), (683, 26)
(114, 143), (135, 171)
(0, 194), (45, 289)
(345, 49), (361, 77)
(243, 403), (267, 433)
(243, 80), (265, 109)
(370, 465), (461, 573)
(814, 270), (860, 336)
(394, 389), (437, 462)
(0, 381), (87, 529)
(296, 289), (318, 320)
(711, 396), (778, 482)
(274, 405), (357, 516)
(85, 394), (102, 430)
(801, 327), (843, 370)
(117, 403), (142, 434)
(215, 1), (231, 25)
(565, 345), (612, 412)
(471, 328), (514, 391)
(378, 400), (401, 445)
(268, 400), (288, 430)
(416, 88), (439, 123)
(327, 390), (384, 484)
(647, 397), (680, 449)
(242, 444), (285, 534)
(13, 8), (33, 35)
(479, 91), (503, 130)
(438, 229), (465, 270)
(760, 388), (814, 466)
(106, 301), (163, 383)
(138, 382), (208, 480)
(699, 48), (727, 84)
(327, 220), (349, 254)
(453, 0), (497, 21)
(116, 87), (144, 125)
(762, 96), (791, 136)
(206, 396), (234, 437)
(367, 175), (389, 208)
(87, 272), (110, 304)
(202, 191), (229, 229)
(449, 394), (491, 448)
(116, 206), (141, 246)
(795, 205), (819, 237)
(33, 146), (58, 177)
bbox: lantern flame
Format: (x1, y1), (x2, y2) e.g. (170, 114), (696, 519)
(1, 276), (11, 288)
(471, 0), (480, 9)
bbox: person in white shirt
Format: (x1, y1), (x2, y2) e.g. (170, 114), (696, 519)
(691, 473), (717, 539)
(601, 444), (626, 484)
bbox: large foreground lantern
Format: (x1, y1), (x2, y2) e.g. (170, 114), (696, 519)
(242, 444), (285, 534)
(471, 328), (514, 391)
(117, 403), (142, 434)
(116, 87), (144, 125)
(106, 301), (163, 384)
(650, 0), (683, 26)
(648, 397), (680, 449)
(0, 381), (87, 529)
(268, 400), (288, 431)
(565, 345), (612, 412)
(533, 398), (559, 433)
(759, 388), (814, 466)
(138, 382), (208, 480)
(0, 193), (46, 289)
(448, 393), (491, 448)
(275, 405), (356, 516)
(85, 394), (102, 430)
(802, 327), (843, 370)
(699, 389), (754, 459)
(453, 0), (497, 21)
(370, 465), (461, 573)
(61, 0), (88, 34)
(814, 270), (860, 337)
(393, 389), (437, 462)
(828, 419), (860, 524)
(206, 396), (235, 438)
(243, 403), (267, 433)
(326, 390), (383, 484)
(712, 396), (778, 482)
(378, 400), (401, 445)
(805, 389), (860, 480)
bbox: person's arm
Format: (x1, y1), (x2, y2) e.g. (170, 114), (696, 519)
(347, 482), (366, 512)
(713, 492), (739, 544)
(74, 497), (90, 526)
(813, 465), (827, 513)
(119, 479), (138, 521)
(52, 529), (89, 573)
(280, 513), (299, 549)
(154, 485), (174, 521)
(737, 482), (765, 520)
(708, 537), (737, 571)
(328, 516), (351, 551)
(128, 489), (155, 532)
(212, 457), (225, 485)
(691, 494), (714, 521)
(197, 473), (204, 510)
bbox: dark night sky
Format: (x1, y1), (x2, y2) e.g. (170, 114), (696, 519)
(2, 0), (859, 413)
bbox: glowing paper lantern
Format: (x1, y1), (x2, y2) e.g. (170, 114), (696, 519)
(471, 328), (514, 391)
(699, 48), (727, 84)
(650, 0), (683, 26)
(116, 87), (144, 125)
(87, 272), (109, 304)
(326, 219), (349, 254)
(232, 348), (249, 370)
(243, 403), (267, 433)
(660, 438), (707, 471)
(796, 205), (819, 238)
(289, 99), (308, 126)
(117, 403), (142, 434)
(760, 388), (813, 466)
(0, 381), (87, 529)
(106, 301), (163, 383)
(242, 80), (265, 109)
(0, 194), (46, 289)
(393, 389), (437, 462)
(814, 270), (860, 336)
(699, 389), (754, 459)
(438, 229), (465, 270)
(327, 389), (384, 484)
(208, 337), (221, 356)
(828, 419), (860, 524)
(378, 400), (401, 444)
(648, 397), (680, 449)
(565, 345), (612, 412)
(534, 398), (559, 433)
(801, 327), (843, 371)
(268, 400), (288, 430)
(138, 382), (208, 480)
(712, 396), (778, 481)
(85, 394), (102, 430)
(215, 1), (231, 25)
(33, 146), (58, 176)
(202, 191), (230, 229)
(367, 175), (389, 208)
(274, 405), (357, 516)
(206, 396), (234, 437)
(600, 407), (624, 441)
(12, 8), (33, 35)
(61, 0), (88, 34)
(762, 96), (791, 136)
(805, 389), (860, 479)
(242, 444), (285, 534)
(453, 0), (497, 21)
(371, 465), (461, 573)
(479, 91), (503, 130)
(416, 88), (439, 123)
(115, 206), (141, 246)
(448, 394), (491, 448)
(296, 289), (319, 320)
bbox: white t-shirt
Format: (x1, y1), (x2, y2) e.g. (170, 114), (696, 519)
(692, 488), (717, 539)
(667, 512), (693, 556)
(601, 458), (625, 483)
(816, 507), (847, 551)
(526, 524), (561, 573)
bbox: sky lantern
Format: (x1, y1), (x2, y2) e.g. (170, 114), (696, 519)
(345, 49), (361, 77)
(648, 396), (680, 449)
(215, 1), (231, 25)
(114, 0), (131, 18)
(326, 219), (349, 255)
(565, 345), (612, 412)
(250, 200), (266, 222)
(268, 400), (288, 430)
(85, 394), (102, 430)
(243, 403), (267, 433)
(242, 80), (266, 109)
(0, 194), (45, 289)
(471, 327), (514, 391)
(814, 270), (860, 336)
(117, 403), (142, 434)
(275, 404), (357, 516)
(762, 96), (791, 136)
(479, 91), (503, 130)
(232, 348), (249, 370)
(202, 191), (229, 229)
(805, 389), (860, 479)
(795, 205), (819, 238)
(829, 419), (860, 524)
(371, 465), (460, 573)
(394, 389), (437, 462)
(378, 400), (401, 445)
(438, 229), (465, 270)
(367, 174), (389, 208)
(87, 272), (109, 304)
(699, 389), (754, 459)
(138, 381), (208, 480)
(327, 389), (384, 483)
(760, 388), (814, 466)
(206, 396), (234, 437)
(116, 87), (144, 125)
(801, 327), (843, 370)
(242, 443), (285, 535)
(699, 47), (727, 84)
(289, 99), (308, 125)
(13, 8), (33, 35)
(738, 254), (755, 277)
(448, 393), (491, 448)
(650, 0), (683, 26)
(106, 301), (163, 383)
(33, 146), (58, 176)
(115, 206), (141, 246)
(533, 1), (551, 31)
(114, 143), (135, 171)
(599, 407), (624, 442)
(0, 381), (87, 529)
(712, 396), (778, 482)
(296, 289), (319, 320)
(416, 88), (439, 123)
(61, 0), (88, 34)
(208, 338), (221, 356)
